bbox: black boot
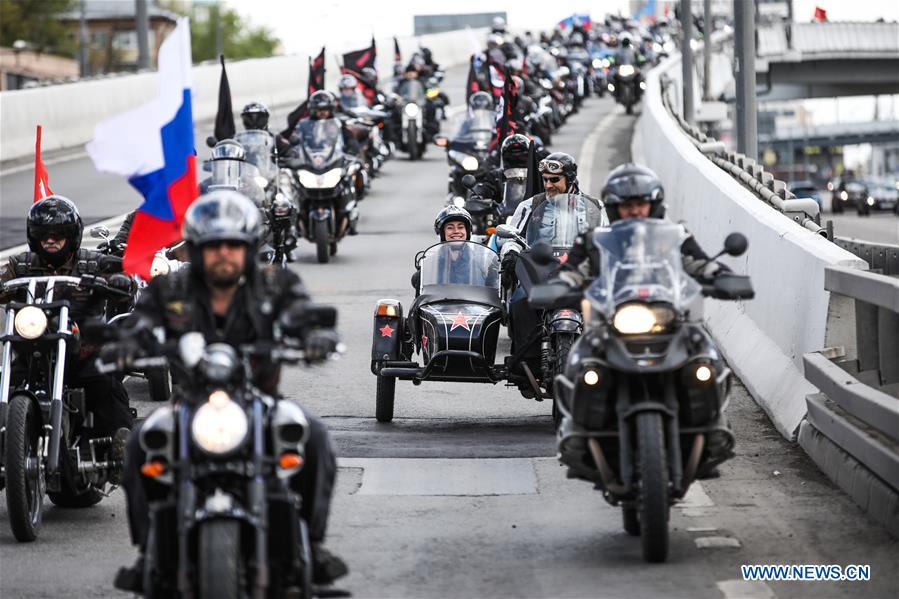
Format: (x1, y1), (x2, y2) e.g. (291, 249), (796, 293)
(312, 543), (348, 584)
(113, 554), (144, 593)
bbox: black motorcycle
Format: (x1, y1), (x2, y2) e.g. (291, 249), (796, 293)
(437, 108), (495, 204)
(394, 78), (428, 160)
(0, 274), (131, 541)
(97, 303), (338, 598)
(612, 62), (642, 115)
(370, 242), (503, 422)
(286, 118), (361, 264)
(530, 220), (753, 563)
(460, 174), (502, 242)
(496, 193), (607, 412)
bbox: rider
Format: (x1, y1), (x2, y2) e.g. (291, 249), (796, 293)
(337, 73), (365, 110)
(560, 163), (727, 287)
(410, 206), (474, 292)
(0, 196), (133, 469)
(473, 134), (532, 214)
(112, 190), (347, 592)
(296, 90), (361, 156)
(499, 153), (608, 364)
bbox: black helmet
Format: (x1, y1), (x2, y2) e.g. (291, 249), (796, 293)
(27, 195), (83, 268)
(309, 90), (335, 117)
(601, 163), (665, 222)
(361, 67), (378, 85)
(433, 206), (473, 241)
(538, 152), (578, 189)
(338, 73), (357, 90)
(621, 36), (632, 48)
(184, 190), (263, 248)
(241, 101), (269, 131)
(468, 91), (493, 111)
(501, 134), (530, 169)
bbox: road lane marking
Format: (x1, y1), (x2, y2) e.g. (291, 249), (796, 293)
(695, 536), (742, 549)
(338, 457), (537, 496)
(717, 580), (777, 599)
(677, 481), (715, 509)
(577, 106), (619, 196)
(687, 525), (719, 532)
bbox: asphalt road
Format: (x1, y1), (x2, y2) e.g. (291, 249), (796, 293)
(2, 76), (898, 598)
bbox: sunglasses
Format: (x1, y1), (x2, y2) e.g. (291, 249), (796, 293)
(542, 176), (562, 183)
(204, 240), (244, 250)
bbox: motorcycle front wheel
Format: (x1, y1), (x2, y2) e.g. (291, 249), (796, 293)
(5, 395), (44, 542)
(407, 123), (420, 160)
(636, 411), (670, 563)
(198, 519), (244, 599)
(314, 219), (330, 264)
(147, 367), (172, 402)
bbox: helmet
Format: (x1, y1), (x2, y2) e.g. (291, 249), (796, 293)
(240, 101), (269, 131)
(433, 206), (473, 241)
(621, 35), (632, 48)
(211, 138), (245, 161)
(601, 163), (665, 222)
(183, 190), (263, 247)
(501, 134), (530, 169)
(468, 91), (493, 111)
(361, 67), (378, 85)
(538, 152), (578, 189)
(27, 195), (83, 268)
(492, 16), (506, 31)
(338, 73), (357, 90)
(420, 47), (433, 63)
(309, 90), (335, 117)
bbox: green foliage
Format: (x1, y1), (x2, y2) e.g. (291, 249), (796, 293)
(162, 1), (280, 63)
(0, 0), (77, 56)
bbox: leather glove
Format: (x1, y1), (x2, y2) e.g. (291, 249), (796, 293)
(303, 330), (339, 364)
(107, 274), (133, 293)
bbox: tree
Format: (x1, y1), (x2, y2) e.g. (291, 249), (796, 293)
(0, 0), (77, 56)
(162, 1), (280, 63)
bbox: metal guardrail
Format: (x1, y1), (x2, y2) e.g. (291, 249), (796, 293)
(658, 73), (826, 237)
(833, 237), (899, 276)
(800, 265), (899, 535)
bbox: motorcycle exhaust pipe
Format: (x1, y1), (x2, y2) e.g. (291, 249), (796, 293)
(680, 434), (706, 493)
(587, 438), (627, 495)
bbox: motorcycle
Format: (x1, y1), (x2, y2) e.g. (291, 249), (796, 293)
(436, 108), (495, 206)
(0, 274), (132, 541)
(90, 224), (185, 401)
(286, 119), (361, 264)
(370, 242), (503, 422)
(611, 62), (643, 115)
(530, 220), (753, 563)
(394, 78), (428, 160)
(96, 303), (338, 598)
(495, 193), (606, 411)
(460, 174), (501, 243)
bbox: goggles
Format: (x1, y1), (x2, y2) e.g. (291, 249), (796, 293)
(538, 159), (565, 174)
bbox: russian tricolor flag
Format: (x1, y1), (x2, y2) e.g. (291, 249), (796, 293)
(86, 18), (197, 278)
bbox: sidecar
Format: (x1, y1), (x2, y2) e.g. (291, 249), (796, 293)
(370, 242), (504, 422)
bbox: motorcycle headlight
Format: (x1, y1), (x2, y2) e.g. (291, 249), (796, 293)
(150, 255), (171, 278)
(452, 196), (466, 208)
(298, 169), (319, 188)
(191, 391), (248, 454)
(322, 167), (343, 188)
(404, 103), (420, 117)
(619, 64), (636, 77)
(592, 58), (602, 69)
(602, 58), (611, 68)
(867, 196), (875, 206)
(14, 306), (47, 340)
(461, 155), (479, 171)
(612, 303), (675, 335)
(254, 176), (269, 189)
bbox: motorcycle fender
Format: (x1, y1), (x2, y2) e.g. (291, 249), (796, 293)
(310, 207), (331, 222)
(195, 490), (250, 523)
(372, 300), (404, 370)
(549, 309), (583, 333)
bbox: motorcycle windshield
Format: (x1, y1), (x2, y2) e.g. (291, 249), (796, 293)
(234, 130), (276, 181)
(586, 220), (701, 313)
(296, 119), (342, 169)
(339, 91), (365, 110)
(525, 194), (606, 249)
(452, 110), (495, 145)
(397, 79), (426, 104)
(501, 179), (527, 216)
(209, 159), (265, 205)
(419, 242), (501, 289)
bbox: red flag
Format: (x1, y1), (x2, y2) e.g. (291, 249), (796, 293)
(814, 6), (827, 21)
(33, 125), (54, 202)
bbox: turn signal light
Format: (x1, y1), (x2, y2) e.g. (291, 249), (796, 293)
(486, 227), (496, 235)
(279, 452), (304, 470)
(377, 304), (398, 317)
(141, 460), (167, 478)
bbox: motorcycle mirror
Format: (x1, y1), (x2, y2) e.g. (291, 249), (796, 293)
(723, 232), (748, 257)
(530, 241), (556, 265)
(206, 135), (217, 148)
(494, 224), (517, 239)
(713, 273), (755, 300)
(90, 225), (110, 239)
(281, 302), (338, 335)
(179, 332), (207, 369)
(461, 174), (478, 189)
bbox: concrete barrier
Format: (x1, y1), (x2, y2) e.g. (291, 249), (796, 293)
(631, 52), (867, 439)
(0, 28), (486, 162)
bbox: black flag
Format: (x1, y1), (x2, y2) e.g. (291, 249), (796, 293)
(393, 36), (401, 64)
(524, 141), (543, 200)
(281, 47), (326, 138)
(214, 54), (235, 142)
(342, 37), (377, 76)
